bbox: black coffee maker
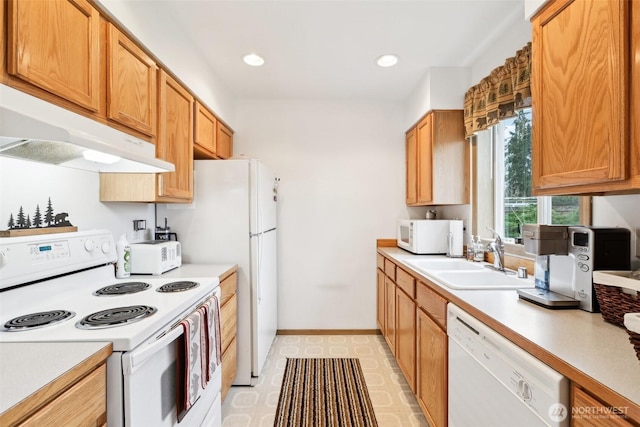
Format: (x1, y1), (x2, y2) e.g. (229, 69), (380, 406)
(155, 217), (178, 241)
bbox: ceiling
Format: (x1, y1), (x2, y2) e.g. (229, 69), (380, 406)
(120, 0), (524, 102)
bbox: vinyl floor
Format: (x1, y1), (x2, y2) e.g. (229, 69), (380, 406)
(221, 334), (429, 426)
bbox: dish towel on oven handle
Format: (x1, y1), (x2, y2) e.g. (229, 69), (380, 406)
(179, 308), (208, 415)
(200, 294), (222, 381)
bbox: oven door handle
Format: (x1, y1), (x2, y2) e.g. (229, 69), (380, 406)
(122, 326), (184, 375)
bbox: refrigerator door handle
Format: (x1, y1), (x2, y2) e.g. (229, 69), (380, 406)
(250, 228), (276, 237)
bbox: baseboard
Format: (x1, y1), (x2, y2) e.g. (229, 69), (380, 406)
(277, 329), (382, 336)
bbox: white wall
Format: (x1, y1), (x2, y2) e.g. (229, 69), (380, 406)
(234, 100), (408, 329)
(0, 158), (154, 242)
(404, 67), (471, 129)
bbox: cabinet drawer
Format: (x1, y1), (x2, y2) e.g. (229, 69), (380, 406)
(21, 364), (106, 426)
(396, 268), (415, 298)
(384, 259), (396, 280)
(571, 385), (634, 427)
(377, 254), (385, 270)
(221, 336), (237, 402)
(416, 281), (447, 330)
(221, 293), (237, 354)
(220, 273), (238, 307)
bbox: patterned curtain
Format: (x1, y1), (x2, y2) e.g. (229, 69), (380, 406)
(464, 42), (532, 137)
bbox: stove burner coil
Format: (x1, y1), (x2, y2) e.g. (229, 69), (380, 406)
(3, 310), (75, 331)
(94, 282), (151, 296)
(156, 281), (200, 293)
(76, 305), (157, 329)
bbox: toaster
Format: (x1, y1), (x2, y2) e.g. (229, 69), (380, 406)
(130, 240), (182, 275)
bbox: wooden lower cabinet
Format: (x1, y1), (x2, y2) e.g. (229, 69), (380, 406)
(219, 271), (238, 402)
(376, 268), (385, 332)
(416, 307), (447, 427)
(384, 276), (396, 355)
(396, 287), (416, 392)
(571, 385), (634, 427)
(21, 364), (107, 427)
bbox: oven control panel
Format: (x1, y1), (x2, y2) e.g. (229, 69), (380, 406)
(0, 230), (116, 290)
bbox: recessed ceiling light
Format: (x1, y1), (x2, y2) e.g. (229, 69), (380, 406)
(243, 53), (265, 67)
(376, 54), (399, 68)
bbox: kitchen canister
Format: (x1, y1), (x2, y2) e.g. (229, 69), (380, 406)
(116, 234), (131, 278)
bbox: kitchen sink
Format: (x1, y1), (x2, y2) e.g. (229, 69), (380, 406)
(404, 259), (485, 272)
(433, 270), (535, 290)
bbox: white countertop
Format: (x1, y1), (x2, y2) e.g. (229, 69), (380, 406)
(0, 341), (111, 415)
(132, 263), (237, 282)
(379, 247), (640, 406)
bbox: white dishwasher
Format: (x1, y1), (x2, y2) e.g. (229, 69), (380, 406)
(447, 303), (570, 427)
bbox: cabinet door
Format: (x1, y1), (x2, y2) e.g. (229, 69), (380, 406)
(157, 71), (194, 200)
(416, 308), (447, 427)
(416, 113), (433, 204)
(571, 385), (634, 427)
(216, 121), (233, 159)
(107, 23), (157, 137)
(194, 101), (217, 159)
(406, 127), (418, 205)
(377, 269), (385, 333)
(532, 0), (629, 192)
(384, 276), (396, 355)
(631, 0), (640, 187)
(7, 0), (101, 112)
(396, 288), (416, 392)
(22, 364), (106, 426)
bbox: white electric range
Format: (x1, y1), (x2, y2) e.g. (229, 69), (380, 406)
(0, 230), (222, 427)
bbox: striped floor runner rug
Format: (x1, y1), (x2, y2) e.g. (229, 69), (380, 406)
(274, 358), (378, 427)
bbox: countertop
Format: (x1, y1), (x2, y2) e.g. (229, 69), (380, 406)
(0, 341), (112, 422)
(379, 247), (640, 410)
(145, 263), (237, 283)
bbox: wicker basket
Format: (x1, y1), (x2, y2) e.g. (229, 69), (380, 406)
(627, 330), (640, 363)
(593, 283), (640, 328)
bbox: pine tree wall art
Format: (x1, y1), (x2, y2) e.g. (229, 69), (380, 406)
(1, 197), (77, 237)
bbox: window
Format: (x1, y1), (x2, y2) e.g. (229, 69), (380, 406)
(474, 108), (586, 245)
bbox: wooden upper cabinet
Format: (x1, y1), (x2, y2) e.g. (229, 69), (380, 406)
(416, 113), (434, 204)
(406, 127), (417, 204)
(408, 110), (468, 206)
(194, 101), (217, 159)
(532, 0), (633, 194)
(630, 0), (640, 191)
(194, 101), (234, 160)
(157, 71), (194, 200)
(216, 121), (234, 160)
(107, 23), (157, 137)
(7, 0), (101, 112)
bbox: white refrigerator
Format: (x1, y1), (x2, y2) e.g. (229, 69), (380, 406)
(158, 158), (278, 385)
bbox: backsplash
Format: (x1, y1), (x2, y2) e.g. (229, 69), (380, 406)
(0, 157), (155, 242)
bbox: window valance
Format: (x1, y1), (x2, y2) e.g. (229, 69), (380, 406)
(464, 42), (532, 137)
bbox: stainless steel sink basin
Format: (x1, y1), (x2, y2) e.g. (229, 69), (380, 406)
(433, 270), (535, 290)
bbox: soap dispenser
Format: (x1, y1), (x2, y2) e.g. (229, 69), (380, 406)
(116, 234), (131, 278)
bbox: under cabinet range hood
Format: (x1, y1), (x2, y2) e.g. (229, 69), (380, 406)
(0, 85), (174, 173)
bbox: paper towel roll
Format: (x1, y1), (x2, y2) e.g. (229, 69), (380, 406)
(448, 220), (464, 257)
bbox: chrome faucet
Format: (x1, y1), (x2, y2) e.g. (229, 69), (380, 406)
(485, 227), (506, 273)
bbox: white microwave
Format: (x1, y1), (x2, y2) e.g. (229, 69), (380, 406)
(397, 219), (450, 254)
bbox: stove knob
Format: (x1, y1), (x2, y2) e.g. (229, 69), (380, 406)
(84, 239), (95, 252)
(101, 242), (111, 254)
